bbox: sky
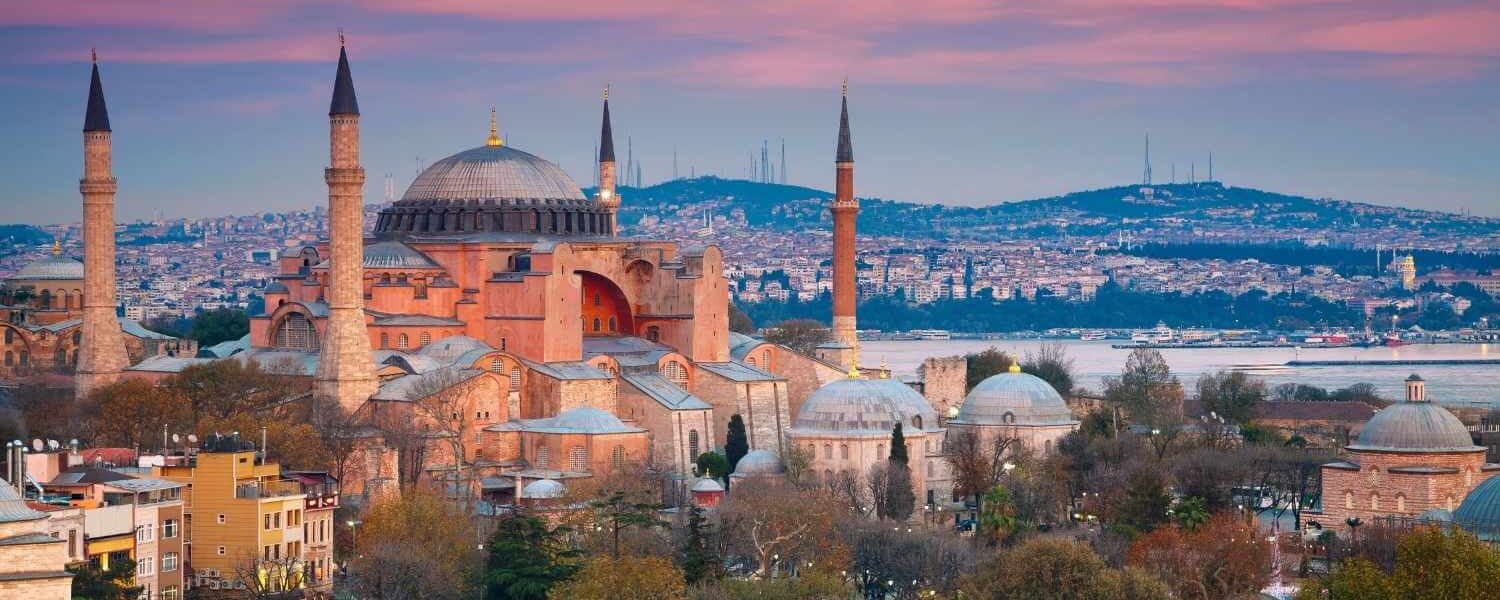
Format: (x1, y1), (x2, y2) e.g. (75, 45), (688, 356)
(1, 0), (1497, 224)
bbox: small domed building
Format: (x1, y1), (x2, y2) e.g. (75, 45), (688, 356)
(1316, 375), (1498, 533)
(729, 449), (785, 485)
(786, 371), (951, 504)
(947, 363), (1079, 454)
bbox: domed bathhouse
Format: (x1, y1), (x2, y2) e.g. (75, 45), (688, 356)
(729, 449), (786, 485)
(946, 363), (1079, 454)
(1313, 375), (1499, 533)
(787, 369), (952, 505)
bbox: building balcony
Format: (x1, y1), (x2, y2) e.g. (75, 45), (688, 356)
(234, 480), (305, 500)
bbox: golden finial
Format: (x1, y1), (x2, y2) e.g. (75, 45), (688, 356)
(603, 84), (609, 102)
(879, 357), (890, 379)
(1008, 360), (1021, 374)
(841, 77), (848, 97)
(847, 356), (861, 379)
(486, 107), (503, 147)
(52, 239), (61, 255)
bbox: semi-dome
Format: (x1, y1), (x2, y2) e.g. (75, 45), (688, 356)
(732, 449), (784, 476)
(520, 478), (567, 499)
(791, 377), (938, 435)
(551, 407), (637, 434)
(1346, 400), (1478, 453)
(13, 253), (83, 281)
(1454, 476), (1500, 541)
(953, 366), (1076, 427)
(374, 144), (609, 238)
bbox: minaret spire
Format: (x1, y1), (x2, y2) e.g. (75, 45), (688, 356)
(76, 53), (128, 398)
(820, 79), (860, 368)
(596, 84), (619, 235)
(316, 40), (377, 412)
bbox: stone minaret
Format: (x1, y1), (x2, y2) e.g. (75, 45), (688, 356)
(596, 85), (618, 235)
(828, 80), (859, 354)
(315, 41), (377, 412)
(75, 53), (129, 399)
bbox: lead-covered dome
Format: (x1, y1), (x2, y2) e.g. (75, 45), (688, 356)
(732, 449), (784, 476)
(953, 367), (1077, 427)
(1455, 476), (1500, 541)
(1346, 400), (1478, 453)
(13, 253), (83, 281)
(374, 144), (610, 238)
(791, 377), (939, 435)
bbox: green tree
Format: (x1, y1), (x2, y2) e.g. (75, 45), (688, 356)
(1195, 370), (1266, 424)
(725, 415), (749, 476)
(979, 485), (1018, 546)
(695, 451), (728, 479)
(1170, 496), (1210, 530)
(888, 423), (908, 465)
(590, 489), (669, 558)
(728, 303), (756, 335)
(188, 307), (250, 346)
(1298, 528), (1500, 600)
(484, 510), (581, 600)
(677, 505), (720, 585)
(882, 424), (916, 521)
(1104, 349), (1184, 430)
(965, 347), (1015, 391)
(69, 558), (143, 600)
(1117, 469), (1172, 533)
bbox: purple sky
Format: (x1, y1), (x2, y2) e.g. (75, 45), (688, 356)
(2, 1), (1497, 224)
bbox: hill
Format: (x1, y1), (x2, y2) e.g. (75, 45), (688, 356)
(591, 177), (1500, 244)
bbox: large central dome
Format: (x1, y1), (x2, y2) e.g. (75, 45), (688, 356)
(374, 144), (610, 239)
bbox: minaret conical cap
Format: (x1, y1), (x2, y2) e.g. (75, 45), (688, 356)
(599, 85), (615, 163)
(329, 44), (359, 116)
(84, 55), (111, 132)
(836, 79), (852, 163)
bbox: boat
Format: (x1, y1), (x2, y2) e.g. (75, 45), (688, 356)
(1079, 330), (1107, 341)
(912, 329), (952, 341)
(1384, 334), (1407, 347)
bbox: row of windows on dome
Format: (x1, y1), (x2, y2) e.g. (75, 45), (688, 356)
(32, 288), (82, 310)
(1342, 490), (1458, 512)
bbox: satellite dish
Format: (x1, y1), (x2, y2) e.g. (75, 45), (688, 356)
(172, 434), (181, 444)
(47, 440), (60, 451)
(31, 439), (43, 452)
(187, 434), (199, 444)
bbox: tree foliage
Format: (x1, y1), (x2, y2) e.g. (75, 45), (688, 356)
(724, 415), (749, 477)
(677, 505), (721, 585)
(484, 510), (581, 600)
(1024, 342), (1076, 397)
(761, 318), (830, 356)
(87, 378), (193, 450)
(695, 451), (728, 480)
(350, 492), (478, 600)
(1298, 528), (1500, 600)
(188, 307), (250, 346)
(1126, 513), (1272, 600)
(69, 558), (143, 600)
(1105, 348), (1183, 431)
(965, 347), (1015, 391)
(1194, 370), (1265, 424)
(962, 537), (1170, 600)
(548, 556), (687, 600)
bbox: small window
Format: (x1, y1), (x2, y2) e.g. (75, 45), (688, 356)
(608, 316), (617, 332)
(646, 326), (660, 342)
(419, 331), (431, 346)
(593, 293), (602, 306)
(162, 552), (179, 572)
(689, 430), (700, 459)
(569, 447), (589, 472)
(162, 519), (178, 539)
(379, 332), (389, 349)
(536, 445), (551, 469)
(840, 444), (849, 459)
(217, 514), (226, 524)
(592, 318), (601, 332)
(612, 445), (625, 469)
(912, 416), (923, 430)
(510, 367), (521, 391)
(824, 444), (833, 459)
(397, 333), (409, 349)
(217, 546), (227, 556)
(489, 357), (503, 373)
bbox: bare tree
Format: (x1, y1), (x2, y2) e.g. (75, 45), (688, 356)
(719, 480), (844, 578)
(229, 551), (306, 599)
(946, 429), (1019, 509)
(404, 367), (483, 504)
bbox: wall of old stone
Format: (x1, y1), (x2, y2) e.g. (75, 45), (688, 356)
(1318, 450), (1495, 532)
(693, 373), (789, 457)
(918, 356), (966, 418)
(768, 346), (843, 422)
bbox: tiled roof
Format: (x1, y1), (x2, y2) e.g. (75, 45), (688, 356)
(622, 373), (711, 410)
(0, 484), (45, 524)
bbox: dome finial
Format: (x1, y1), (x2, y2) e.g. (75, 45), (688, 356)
(91, 47), (97, 64)
(847, 356), (861, 379)
(1008, 360), (1021, 374)
(603, 83), (609, 101)
(486, 106), (503, 147)
(879, 357), (889, 379)
(52, 238), (61, 255)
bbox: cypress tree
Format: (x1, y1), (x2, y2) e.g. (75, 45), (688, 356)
(677, 505), (720, 585)
(889, 422), (909, 466)
(725, 414), (749, 475)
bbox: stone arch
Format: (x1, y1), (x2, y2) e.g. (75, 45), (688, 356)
(577, 271), (634, 337)
(271, 311), (319, 350)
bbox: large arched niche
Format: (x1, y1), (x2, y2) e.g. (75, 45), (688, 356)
(578, 271), (633, 337)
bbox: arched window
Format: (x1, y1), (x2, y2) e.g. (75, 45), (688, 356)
(72, 331), (81, 345)
(1044, 439), (1052, 454)
(877, 444), (885, 458)
(568, 447), (588, 472)
(1345, 491), (1354, 509)
(689, 430), (700, 459)
(664, 361), (687, 386)
(3, 328), (11, 343)
(592, 318), (601, 332)
(746, 357), (757, 367)
(535, 446), (551, 469)
(1002, 412), (1016, 424)
(39, 290), (51, 309)
(1447, 495), (1456, 511)
(489, 358), (503, 373)
(1369, 493), (1380, 511)
(509, 367), (522, 391)
(612, 445), (625, 469)
(762, 350), (770, 368)
(4, 351), (11, 366)
(839, 444), (849, 460)
(273, 313), (319, 350)
(419, 331), (431, 346)
(497, 337), (507, 351)
(379, 332), (389, 349)
(54, 348), (66, 368)
(824, 469), (834, 484)
(1396, 494), (1406, 513)
(912, 416), (923, 430)
(646, 326), (660, 342)
(593, 293), (602, 306)
(397, 333), (409, 349)
(17, 351), (27, 366)
(823, 444), (832, 459)
(608, 316), (617, 332)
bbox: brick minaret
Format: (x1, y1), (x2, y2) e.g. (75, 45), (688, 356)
(829, 80), (859, 351)
(75, 53), (129, 399)
(596, 85), (618, 235)
(315, 41), (376, 412)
